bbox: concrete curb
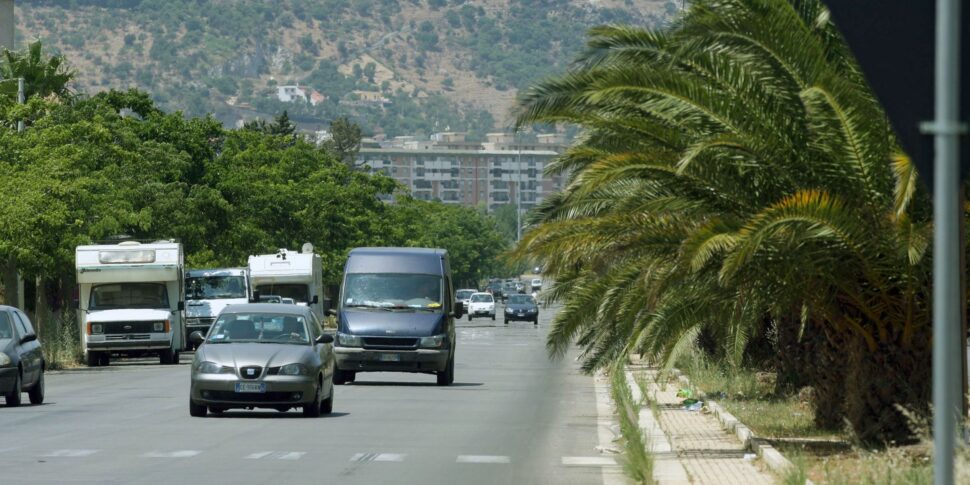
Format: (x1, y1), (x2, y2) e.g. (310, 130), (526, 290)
(625, 370), (692, 485)
(669, 370), (814, 485)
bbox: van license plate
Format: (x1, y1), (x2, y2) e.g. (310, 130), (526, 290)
(235, 382), (266, 393)
(379, 353), (401, 362)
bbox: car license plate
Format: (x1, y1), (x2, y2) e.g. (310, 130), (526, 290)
(234, 382), (266, 393)
(379, 353), (401, 362)
(518, 312), (525, 316)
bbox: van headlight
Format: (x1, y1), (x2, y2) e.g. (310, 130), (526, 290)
(419, 334), (445, 348)
(88, 323), (103, 334)
(337, 333), (361, 347)
(279, 363), (309, 376)
(0, 352), (11, 367)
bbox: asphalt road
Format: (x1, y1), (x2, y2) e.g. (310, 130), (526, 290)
(0, 303), (622, 485)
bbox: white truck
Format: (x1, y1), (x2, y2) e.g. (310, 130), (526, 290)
(248, 244), (325, 320)
(184, 267), (251, 347)
(76, 240), (185, 366)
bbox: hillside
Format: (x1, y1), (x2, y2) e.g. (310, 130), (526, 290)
(15, 0), (676, 136)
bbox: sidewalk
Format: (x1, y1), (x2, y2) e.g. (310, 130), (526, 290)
(630, 365), (776, 485)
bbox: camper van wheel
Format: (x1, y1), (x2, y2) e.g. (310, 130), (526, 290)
(100, 353), (110, 366)
(86, 352), (99, 367)
(159, 349), (177, 365)
(333, 369), (350, 385)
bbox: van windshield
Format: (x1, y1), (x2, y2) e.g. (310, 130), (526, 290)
(343, 273), (442, 310)
(256, 284), (309, 303)
(187, 276), (246, 300)
(90, 283), (169, 310)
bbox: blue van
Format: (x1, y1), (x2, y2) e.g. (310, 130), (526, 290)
(331, 248), (463, 386)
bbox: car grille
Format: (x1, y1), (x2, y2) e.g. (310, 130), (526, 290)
(105, 334), (150, 341)
(362, 337), (419, 350)
(103, 321), (159, 334)
(239, 366), (263, 379)
(205, 391), (302, 402)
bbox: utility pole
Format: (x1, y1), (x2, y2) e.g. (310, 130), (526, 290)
(0, 0), (13, 53)
(17, 77), (24, 132)
(516, 149), (522, 242)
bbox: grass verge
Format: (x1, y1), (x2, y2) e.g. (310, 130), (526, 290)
(610, 361), (655, 484)
(39, 312), (83, 370)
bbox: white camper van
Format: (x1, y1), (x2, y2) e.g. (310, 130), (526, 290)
(185, 268), (251, 346)
(76, 241), (185, 366)
(248, 244), (325, 320)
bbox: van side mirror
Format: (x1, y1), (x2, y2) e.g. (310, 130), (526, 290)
(315, 334), (334, 344)
(189, 331), (205, 347)
(311, 295), (319, 305)
(250, 290), (261, 303)
(177, 301), (185, 311)
(452, 301), (464, 319)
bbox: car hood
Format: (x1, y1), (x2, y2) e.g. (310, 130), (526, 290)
(506, 303), (538, 311)
(197, 343), (312, 368)
(340, 310), (443, 337)
(186, 299), (248, 319)
(0, 338), (12, 352)
(469, 301), (494, 307)
(86, 309), (172, 323)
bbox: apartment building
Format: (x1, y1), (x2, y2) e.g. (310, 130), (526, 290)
(357, 132), (567, 213)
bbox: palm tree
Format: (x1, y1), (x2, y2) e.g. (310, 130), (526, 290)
(513, 0), (932, 445)
(0, 40), (75, 101)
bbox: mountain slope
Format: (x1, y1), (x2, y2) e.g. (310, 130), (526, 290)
(16, 0), (676, 136)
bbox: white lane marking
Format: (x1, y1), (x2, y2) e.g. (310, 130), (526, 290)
(246, 451), (305, 460)
(456, 455), (510, 464)
(246, 451), (274, 460)
(561, 456), (619, 466)
(142, 450), (201, 458)
(44, 449), (99, 457)
(350, 452), (406, 462)
(278, 452), (305, 460)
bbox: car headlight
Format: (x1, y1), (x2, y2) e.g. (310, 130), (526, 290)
(88, 323), (103, 334)
(419, 334), (445, 348)
(337, 332), (361, 347)
(505, 307), (513, 313)
(0, 352), (11, 367)
(279, 363), (309, 376)
(196, 361), (232, 374)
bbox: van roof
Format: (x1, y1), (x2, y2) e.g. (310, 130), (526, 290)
(346, 247), (447, 275)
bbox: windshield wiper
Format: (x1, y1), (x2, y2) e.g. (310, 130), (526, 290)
(345, 303), (392, 311)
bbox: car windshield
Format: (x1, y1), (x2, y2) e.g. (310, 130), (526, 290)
(0, 312), (12, 339)
(206, 312), (310, 345)
(186, 275), (246, 300)
(90, 283), (169, 310)
(343, 273), (442, 310)
(508, 295), (535, 305)
(256, 284), (309, 303)
(471, 294), (493, 303)
(456, 290), (475, 300)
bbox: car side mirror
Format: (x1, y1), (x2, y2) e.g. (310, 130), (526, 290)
(315, 334), (334, 344)
(250, 290), (261, 303)
(452, 301), (464, 319)
(311, 295), (319, 305)
(189, 331), (205, 347)
(326, 308), (337, 317)
(177, 301), (185, 311)
(20, 334), (37, 345)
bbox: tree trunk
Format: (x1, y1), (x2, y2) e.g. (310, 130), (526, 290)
(803, 323), (847, 430)
(34, 276), (50, 338)
(844, 331), (931, 446)
(1, 257), (20, 307)
(772, 314), (811, 395)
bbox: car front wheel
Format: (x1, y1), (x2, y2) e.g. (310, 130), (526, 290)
(4, 370), (22, 406)
(189, 399), (207, 417)
(436, 353), (454, 386)
(303, 382), (322, 417)
(28, 369), (44, 405)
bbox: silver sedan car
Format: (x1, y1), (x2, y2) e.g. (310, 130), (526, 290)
(188, 304), (335, 417)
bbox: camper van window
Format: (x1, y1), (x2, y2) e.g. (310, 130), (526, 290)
(98, 250), (155, 264)
(187, 276), (246, 300)
(255, 284), (308, 303)
(343, 273), (442, 310)
(90, 283), (170, 310)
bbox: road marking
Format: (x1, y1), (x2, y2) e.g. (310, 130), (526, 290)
(44, 449), (99, 457)
(561, 456), (619, 467)
(350, 452), (406, 462)
(142, 450), (201, 458)
(246, 451), (306, 460)
(456, 455), (510, 464)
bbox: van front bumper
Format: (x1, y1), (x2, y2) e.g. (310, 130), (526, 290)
(334, 347), (449, 373)
(86, 333), (172, 352)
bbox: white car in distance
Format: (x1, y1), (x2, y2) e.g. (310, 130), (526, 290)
(467, 292), (496, 321)
(455, 289), (477, 309)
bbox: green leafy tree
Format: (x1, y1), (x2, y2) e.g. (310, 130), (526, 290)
(0, 41), (75, 102)
(322, 116), (362, 168)
(514, 0), (932, 445)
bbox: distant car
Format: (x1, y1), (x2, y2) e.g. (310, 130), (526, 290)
(514, 282), (526, 293)
(530, 278), (542, 292)
(467, 293), (496, 321)
(188, 304), (335, 417)
(456, 289), (476, 308)
(504, 294), (539, 325)
(533, 266), (542, 274)
(486, 282), (504, 299)
(258, 295), (283, 303)
(280, 297), (296, 305)
(0, 306), (45, 406)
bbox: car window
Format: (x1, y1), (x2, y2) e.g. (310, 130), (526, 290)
(12, 311), (32, 336)
(471, 294), (493, 302)
(206, 312), (311, 345)
(508, 295), (535, 305)
(0, 312), (13, 339)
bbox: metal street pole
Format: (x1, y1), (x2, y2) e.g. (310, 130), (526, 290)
(17, 77), (24, 132)
(930, 0), (965, 483)
(516, 149), (522, 242)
